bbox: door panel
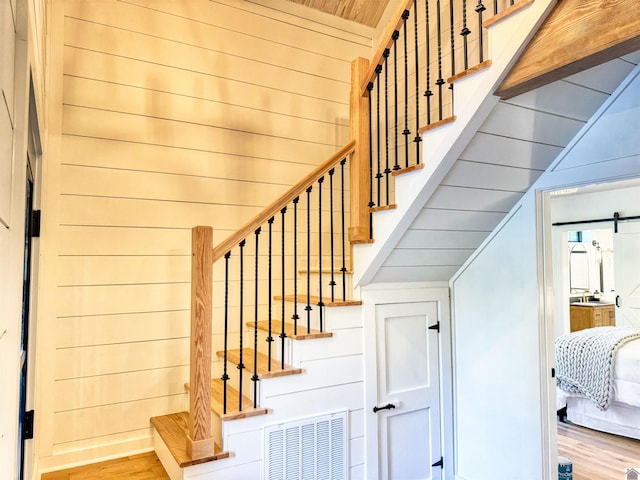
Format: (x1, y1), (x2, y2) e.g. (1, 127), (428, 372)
(373, 302), (441, 480)
(614, 221), (640, 327)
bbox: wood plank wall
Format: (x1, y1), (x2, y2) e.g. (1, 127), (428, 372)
(40, 0), (372, 467)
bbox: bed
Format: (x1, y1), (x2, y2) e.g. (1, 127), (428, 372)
(555, 326), (640, 440)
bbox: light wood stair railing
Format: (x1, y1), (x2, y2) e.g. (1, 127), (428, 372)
(151, 0), (537, 470)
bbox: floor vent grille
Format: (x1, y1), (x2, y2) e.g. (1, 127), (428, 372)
(264, 411), (348, 480)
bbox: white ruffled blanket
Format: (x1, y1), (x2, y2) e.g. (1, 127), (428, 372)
(555, 326), (640, 410)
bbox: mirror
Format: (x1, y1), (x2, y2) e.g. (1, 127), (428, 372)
(569, 243), (589, 292)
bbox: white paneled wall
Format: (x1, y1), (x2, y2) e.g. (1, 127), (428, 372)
(38, 0), (372, 470)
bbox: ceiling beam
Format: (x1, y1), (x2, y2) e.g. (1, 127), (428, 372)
(497, 0), (640, 99)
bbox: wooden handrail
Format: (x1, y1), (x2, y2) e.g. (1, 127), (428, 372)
(360, 0), (415, 96)
(212, 140), (356, 262)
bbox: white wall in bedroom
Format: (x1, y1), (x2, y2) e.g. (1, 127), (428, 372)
(451, 63), (640, 480)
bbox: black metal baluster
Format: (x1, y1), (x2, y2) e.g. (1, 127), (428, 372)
(450, 0), (456, 77)
(413, 0), (422, 164)
(461, 0), (471, 71)
(328, 168), (336, 303)
(292, 197), (299, 336)
(238, 239), (246, 412)
(493, 0), (498, 15)
(339, 158), (347, 302)
(252, 228), (261, 408)
(280, 207), (287, 370)
(436, 0), (445, 121)
(318, 176), (325, 332)
(305, 186), (313, 331)
(424, 1), (432, 126)
(266, 217), (274, 371)
(393, 30), (400, 170)
(383, 49), (391, 204)
(476, 1), (486, 64)
(367, 82), (375, 239)
(375, 65), (383, 207)
(221, 251), (231, 415)
(402, 9), (411, 168)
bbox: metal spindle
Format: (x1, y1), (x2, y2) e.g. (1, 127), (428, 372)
(383, 49), (391, 203)
(339, 158), (347, 302)
(402, 10), (410, 168)
(367, 82), (375, 239)
(328, 168), (336, 302)
(449, 0), (456, 78)
(252, 228), (261, 407)
(393, 30), (400, 170)
(305, 186), (313, 330)
(493, 0), (498, 15)
(413, 0), (422, 164)
(266, 217), (274, 370)
(238, 239), (246, 412)
(461, 0), (471, 71)
(221, 252), (231, 415)
(436, 0), (445, 120)
(280, 207), (287, 369)
(375, 64), (383, 207)
(318, 176), (325, 332)
(424, 1), (432, 126)
(476, 1), (486, 64)
(292, 197), (299, 335)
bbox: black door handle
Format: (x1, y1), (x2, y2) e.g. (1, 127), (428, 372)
(373, 403), (396, 413)
(616, 295), (620, 307)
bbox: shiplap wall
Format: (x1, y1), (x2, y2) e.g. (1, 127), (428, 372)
(39, 0), (372, 469)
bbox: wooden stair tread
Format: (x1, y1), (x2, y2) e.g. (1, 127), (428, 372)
(150, 412), (229, 467)
(371, 204), (397, 212)
(248, 320), (333, 340)
(298, 268), (353, 275)
(216, 348), (303, 379)
(275, 294), (362, 307)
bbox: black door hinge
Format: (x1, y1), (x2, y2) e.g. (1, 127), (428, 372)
(432, 456), (443, 468)
(428, 321), (440, 333)
(31, 210), (41, 238)
(551, 368), (556, 378)
(23, 410), (34, 439)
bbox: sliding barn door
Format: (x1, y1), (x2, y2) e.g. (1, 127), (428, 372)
(614, 221), (640, 328)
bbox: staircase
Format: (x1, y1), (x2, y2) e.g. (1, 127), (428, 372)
(149, 1), (559, 478)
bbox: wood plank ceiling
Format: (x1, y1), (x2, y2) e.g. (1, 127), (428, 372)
(285, 0), (391, 27)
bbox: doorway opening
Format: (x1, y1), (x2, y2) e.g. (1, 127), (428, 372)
(545, 178), (640, 478)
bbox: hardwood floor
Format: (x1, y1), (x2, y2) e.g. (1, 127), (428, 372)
(558, 421), (640, 480)
(41, 452), (169, 480)
(38, 422), (640, 480)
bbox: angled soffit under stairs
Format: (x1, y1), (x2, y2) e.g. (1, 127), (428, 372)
(370, 50), (640, 284)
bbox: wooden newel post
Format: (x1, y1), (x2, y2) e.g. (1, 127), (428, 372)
(349, 57), (372, 244)
(187, 226), (215, 460)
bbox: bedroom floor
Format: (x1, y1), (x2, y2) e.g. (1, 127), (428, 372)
(558, 421), (640, 479)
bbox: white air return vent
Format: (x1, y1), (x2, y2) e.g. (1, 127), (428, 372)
(264, 410), (348, 480)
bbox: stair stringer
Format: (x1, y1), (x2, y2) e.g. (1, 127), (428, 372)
(167, 303), (366, 480)
(353, 0), (558, 287)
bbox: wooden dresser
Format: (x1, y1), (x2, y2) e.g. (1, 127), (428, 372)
(569, 303), (615, 332)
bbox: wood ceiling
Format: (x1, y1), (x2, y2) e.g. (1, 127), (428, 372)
(285, 0), (392, 27)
